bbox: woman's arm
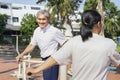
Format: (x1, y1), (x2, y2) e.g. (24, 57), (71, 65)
(26, 57), (57, 74)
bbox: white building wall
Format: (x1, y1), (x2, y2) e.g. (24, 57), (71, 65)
(0, 2), (11, 15)
(0, 2), (80, 36)
(0, 2), (44, 30)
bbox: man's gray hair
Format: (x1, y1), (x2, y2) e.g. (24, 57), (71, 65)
(36, 9), (50, 19)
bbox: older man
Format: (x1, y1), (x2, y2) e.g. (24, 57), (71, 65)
(16, 9), (67, 80)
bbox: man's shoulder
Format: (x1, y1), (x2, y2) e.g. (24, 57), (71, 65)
(34, 27), (39, 32)
(49, 26), (60, 32)
(34, 27), (39, 30)
(50, 25), (57, 29)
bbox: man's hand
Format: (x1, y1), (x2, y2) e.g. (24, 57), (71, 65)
(16, 54), (23, 63)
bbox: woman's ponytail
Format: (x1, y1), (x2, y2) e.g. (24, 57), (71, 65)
(80, 25), (92, 41)
(80, 10), (101, 42)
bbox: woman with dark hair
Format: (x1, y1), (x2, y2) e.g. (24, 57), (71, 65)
(26, 10), (120, 80)
(80, 10), (101, 41)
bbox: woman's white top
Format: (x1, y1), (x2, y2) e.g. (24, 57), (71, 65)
(52, 34), (120, 80)
(30, 24), (67, 58)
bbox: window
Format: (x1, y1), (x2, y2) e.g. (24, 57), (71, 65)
(12, 17), (19, 22)
(0, 5), (8, 9)
(12, 7), (22, 10)
(24, 6), (26, 9)
(7, 16), (11, 24)
(31, 7), (40, 10)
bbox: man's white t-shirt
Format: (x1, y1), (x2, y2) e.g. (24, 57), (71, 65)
(52, 34), (120, 80)
(30, 24), (67, 58)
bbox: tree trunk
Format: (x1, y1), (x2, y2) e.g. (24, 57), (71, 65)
(96, 0), (105, 36)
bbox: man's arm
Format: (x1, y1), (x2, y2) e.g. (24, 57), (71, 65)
(16, 44), (35, 63)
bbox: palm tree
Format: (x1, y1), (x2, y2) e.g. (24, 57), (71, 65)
(84, 0), (97, 10)
(104, 2), (120, 37)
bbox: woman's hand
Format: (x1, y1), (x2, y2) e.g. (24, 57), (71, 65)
(117, 64), (120, 70)
(26, 68), (38, 75)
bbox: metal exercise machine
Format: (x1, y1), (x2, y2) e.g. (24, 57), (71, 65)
(11, 35), (69, 80)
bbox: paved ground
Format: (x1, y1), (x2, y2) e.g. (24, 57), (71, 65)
(0, 56), (43, 80)
(0, 56), (120, 80)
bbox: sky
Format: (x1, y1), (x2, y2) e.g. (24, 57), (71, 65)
(0, 0), (120, 9)
(110, 0), (120, 9)
(0, 0), (45, 5)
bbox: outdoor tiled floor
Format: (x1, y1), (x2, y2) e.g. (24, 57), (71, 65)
(0, 56), (120, 80)
(0, 56), (43, 80)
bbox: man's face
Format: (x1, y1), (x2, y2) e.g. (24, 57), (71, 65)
(36, 14), (49, 29)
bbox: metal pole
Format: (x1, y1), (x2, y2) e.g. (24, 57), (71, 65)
(22, 61), (27, 80)
(16, 35), (20, 55)
(16, 35), (21, 77)
(59, 65), (67, 80)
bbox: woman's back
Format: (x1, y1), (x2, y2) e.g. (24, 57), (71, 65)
(71, 34), (116, 80)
